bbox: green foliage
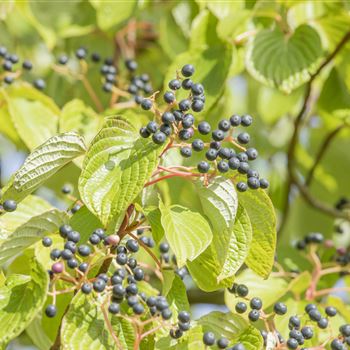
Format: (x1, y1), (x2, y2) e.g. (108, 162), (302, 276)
(79, 117), (163, 226)
(0, 1), (350, 349)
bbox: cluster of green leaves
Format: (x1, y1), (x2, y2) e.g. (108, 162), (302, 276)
(0, 0), (350, 349)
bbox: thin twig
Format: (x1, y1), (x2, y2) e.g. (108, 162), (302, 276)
(306, 124), (346, 186)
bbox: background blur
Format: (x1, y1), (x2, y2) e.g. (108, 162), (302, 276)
(1, 1), (350, 348)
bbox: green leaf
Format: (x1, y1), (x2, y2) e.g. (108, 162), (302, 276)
(26, 316), (53, 350)
(1, 132), (86, 203)
(186, 179), (251, 290)
(159, 198), (212, 267)
(0, 209), (68, 266)
(0, 255), (48, 347)
(69, 206), (103, 244)
(238, 188), (277, 278)
(225, 269), (289, 311)
(61, 292), (135, 349)
(3, 84), (60, 149)
(288, 271), (312, 295)
(197, 177), (252, 280)
(198, 311), (263, 350)
(246, 24), (323, 93)
(59, 99), (103, 146)
(162, 270), (190, 313)
(79, 116), (163, 226)
(163, 10), (232, 112)
(144, 206), (165, 244)
(89, 0), (137, 31)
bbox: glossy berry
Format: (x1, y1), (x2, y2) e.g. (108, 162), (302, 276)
(116, 253), (128, 265)
(197, 121), (211, 135)
(169, 79), (181, 90)
(330, 339), (344, 350)
(250, 297), (262, 310)
(340, 324), (350, 336)
(289, 316), (301, 329)
(182, 78), (192, 90)
(238, 162), (249, 174)
(2, 199), (17, 212)
(50, 249), (61, 260)
(191, 139), (204, 152)
(170, 328), (183, 339)
(205, 148), (217, 161)
(64, 241), (76, 253)
(259, 178), (269, 189)
(61, 184), (71, 194)
(317, 317), (328, 329)
(89, 234), (101, 245)
(93, 279), (106, 292)
(78, 244), (91, 257)
(133, 303), (144, 315)
(67, 231), (80, 243)
(125, 59), (138, 71)
(163, 91), (175, 104)
(232, 344), (245, 350)
(248, 310), (260, 322)
(325, 306), (337, 317)
(75, 48), (86, 59)
(237, 285), (249, 298)
(52, 262), (64, 274)
(246, 148), (258, 160)
(2, 61), (12, 71)
(42, 237), (52, 247)
(33, 78), (46, 90)
(45, 305), (57, 318)
(235, 302), (247, 314)
(67, 258), (78, 269)
(133, 267), (144, 281)
(218, 119), (231, 132)
(141, 99), (152, 110)
(203, 332), (215, 346)
(217, 338), (229, 349)
(108, 303), (120, 314)
(192, 100), (204, 112)
(180, 147), (192, 158)
(61, 249), (73, 260)
(197, 161), (210, 173)
(237, 132), (250, 144)
(126, 239), (139, 252)
(236, 182), (248, 192)
(178, 311), (190, 323)
(230, 115), (241, 126)
(161, 308), (173, 320)
(287, 338), (298, 349)
(152, 131), (166, 144)
(217, 160), (229, 173)
(81, 283), (92, 294)
(179, 129), (192, 141)
(78, 262), (88, 273)
(228, 157), (240, 170)
(248, 177), (260, 189)
(162, 112), (175, 124)
(274, 302), (287, 315)
(301, 326), (313, 339)
(4, 76), (14, 84)
(309, 309), (321, 322)
(182, 114), (194, 128)
(212, 129), (225, 141)
(241, 115), (253, 126)
(181, 64), (195, 77)
(179, 99), (191, 111)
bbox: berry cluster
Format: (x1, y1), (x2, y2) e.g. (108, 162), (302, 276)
(226, 282), (350, 350)
(0, 44), (153, 104)
(59, 48), (153, 99)
(202, 331), (244, 350)
(0, 45), (44, 89)
(138, 64), (269, 192)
